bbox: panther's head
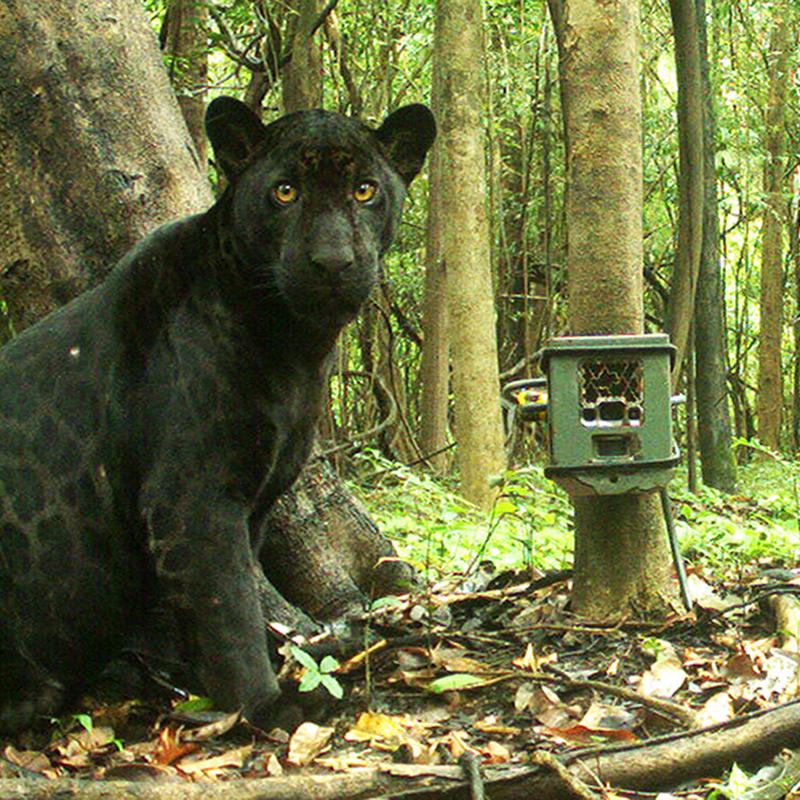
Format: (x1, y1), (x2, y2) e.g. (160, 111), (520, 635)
(205, 97), (435, 329)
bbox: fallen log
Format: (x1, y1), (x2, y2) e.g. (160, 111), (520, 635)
(3, 698), (800, 800)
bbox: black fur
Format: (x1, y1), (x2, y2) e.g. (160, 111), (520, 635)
(0, 98), (434, 733)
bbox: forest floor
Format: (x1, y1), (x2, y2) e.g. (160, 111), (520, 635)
(3, 461), (800, 799)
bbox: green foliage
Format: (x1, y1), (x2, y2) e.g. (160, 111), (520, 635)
(354, 450), (800, 582)
(426, 673), (488, 693)
(350, 449), (573, 575)
(291, 646), (344, 700)
(173, 695), (215, 713)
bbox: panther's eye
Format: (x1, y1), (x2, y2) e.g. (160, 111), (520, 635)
(353, 181), (378, 204)
(272, 182), (299, 205)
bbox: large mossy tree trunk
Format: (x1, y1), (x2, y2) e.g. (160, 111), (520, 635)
(0, 0), (212, 339)
(0, 0), (408, 630)
(693, 0), (736, 492)
(434, 0), (506, 508)
(756, 0), (792, 452)
(548, 0), (681, 619)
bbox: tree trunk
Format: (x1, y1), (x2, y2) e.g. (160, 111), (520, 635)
(756, 0), (792, 452)
(0, 0), (212, 339)
(434, 0), (506, 508)
(261, 459), (416, 621)
(666, 0), (705, 387)
(282, 0), (324, 113)
(161, 0), (209, 167)
(547, 0), (681, 619)
(419, 45), (451, 473)
(693, 0), (737, 492)
(792, 175), (800, 450)
(0, 0), (406, 631)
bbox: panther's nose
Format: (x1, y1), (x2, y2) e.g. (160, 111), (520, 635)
(310, 245), (355, 275)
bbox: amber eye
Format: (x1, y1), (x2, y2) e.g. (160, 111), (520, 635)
(272, 182), (299, 205)
(353, 181), (378, 203)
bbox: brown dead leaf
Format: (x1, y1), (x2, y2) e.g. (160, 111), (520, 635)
(543, 724), (637, 745)
(3, 744), (57, 778)
(183, 709), (242, 742)
(316, 755), (373, 771)
(345, 711), (409, 746)
(639, 651), (687, 698)
(695, 690), (734, 727)
(514, 681), (560, 715)
(724, 650), (763, 681)
(579, 701), (637, 732)
(472, 716), (521, 736)
(154, 726), (200, 766)
(177, 744), (253, 775)
(52, 726), (118, 768)
(287, 722), (334, 766)
(512, 643), (557, 672)
(429, 643), (488, 673)
(481, 740), (511, 763)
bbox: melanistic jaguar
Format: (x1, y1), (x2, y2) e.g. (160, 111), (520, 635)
(0, 97), (435, 732)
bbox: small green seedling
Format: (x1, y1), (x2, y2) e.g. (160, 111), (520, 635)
(291, 646), (344, 700)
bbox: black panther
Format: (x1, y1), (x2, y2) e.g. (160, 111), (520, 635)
(0, 97), (435, 733)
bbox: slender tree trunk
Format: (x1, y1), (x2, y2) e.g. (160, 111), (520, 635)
(419, 58), (451, 473)
(161, 0), (209, 167)
(434, 0), (506, 507)
(0, 0), (407, 629)
(0, 0), (211, 339)
(283, 0), (324, 112)
(693, 0), (737, 491)
(547, 0), (681, 619)
(667, 0), (705, 386)
(792, 172), (800, 450)
(756, 0), (792, 452)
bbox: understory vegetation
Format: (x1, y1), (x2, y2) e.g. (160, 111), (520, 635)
(353, 450), (800, 582)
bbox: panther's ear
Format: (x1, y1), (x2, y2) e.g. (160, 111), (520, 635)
(205, 97), (267, 178)
(375, 104), (436, 185)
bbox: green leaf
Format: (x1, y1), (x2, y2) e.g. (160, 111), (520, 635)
(319, 655), (340, 674)
(73, 713), (93, 733)
(321, 674), (344, 699)
(426, 673), (487, 694)
(173, 696), (215, 713)
(298, 671), (322, 693)
(291, 646), (320, 672)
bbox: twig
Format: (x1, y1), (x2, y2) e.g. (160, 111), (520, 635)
(531, 751), (599, 799)
(458, 753), (485, 800)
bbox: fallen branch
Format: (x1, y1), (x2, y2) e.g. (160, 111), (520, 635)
(3, 699), (800, 799)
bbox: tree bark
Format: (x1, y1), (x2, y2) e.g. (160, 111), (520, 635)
(434, 0), (506, 508)
(756, 0), (792, 452)
(261, 459), (416, 620)
(282, 0), (324, 113)
(0, 0), (212, 340)
(666, 0), (705, 386)
(161, 0), (209, 168)
(547, 0), (681, 618)
(693, 0), (737, 492)
(419, 43), (450, 473)
(0, 0), (405, 632)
